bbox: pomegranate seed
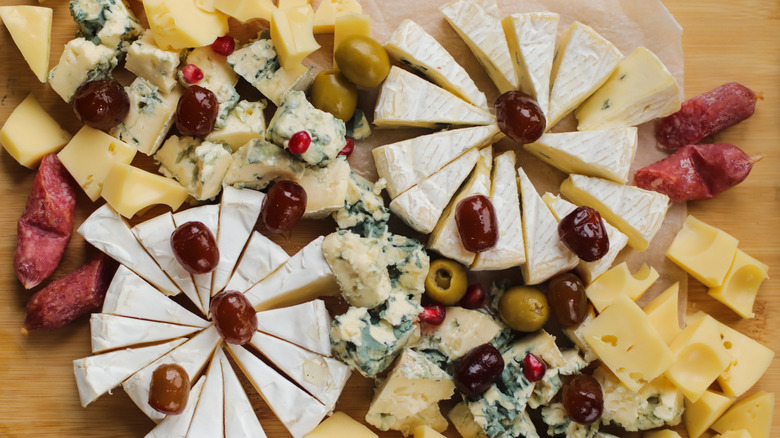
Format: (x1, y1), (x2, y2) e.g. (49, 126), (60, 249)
(181, 64), (204, 84)
(339, 136), (355, 156)
(459, 283), (486, 309)
(418, 304), (446, 325)
(211, 35), (235, 56)
(523, 353), (547, 383)
(288, 131), (311, 154)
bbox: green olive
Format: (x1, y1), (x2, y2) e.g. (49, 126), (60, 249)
(424, 259), (468, 305)
(334, 35), (391, 88)
(310, 69), (358, 122)
(498, 286), (549, 332)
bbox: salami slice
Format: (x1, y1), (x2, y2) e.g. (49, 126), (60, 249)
(24, 253), (118, 331)
(656, 82), (757, 150)
(14, 154), (77, 289)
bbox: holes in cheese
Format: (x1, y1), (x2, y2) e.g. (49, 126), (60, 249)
(666, 215), (739, 288)
(584, 262), (658, 312)
(707, 249), (769, 319)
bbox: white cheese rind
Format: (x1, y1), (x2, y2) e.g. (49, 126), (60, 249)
(220, 353), (267, 438)
(90, 313), (200, 354)
(255, 300), (332, 356)
(145, 376), (206, 438)
(225, 230), (290, 293)
(173, 205), (220, 313)
(185, 348), (225, 438)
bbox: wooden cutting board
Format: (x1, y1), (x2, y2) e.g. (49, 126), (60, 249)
(0, 0), (777, 437)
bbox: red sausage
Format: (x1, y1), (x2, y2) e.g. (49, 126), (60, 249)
(14, 154), (77, 289)
(656, 82), (757, 150)
(24, 253), (118, 331)
(634, 144), (757, 202)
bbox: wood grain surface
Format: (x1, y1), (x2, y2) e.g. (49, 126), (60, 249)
(0, 0), (778, 437)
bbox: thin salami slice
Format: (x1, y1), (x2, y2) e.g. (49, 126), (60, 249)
(14, 154), (77, 289)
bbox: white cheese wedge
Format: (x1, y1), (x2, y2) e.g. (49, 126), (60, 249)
(123, 326), (221, 422)
(73, 338), (185, 407)
(255, 300), (331, 356)
(102, 265), (209, 328)
(524, 128), (638, 184)
(0, 6), (52, 83)
(145, 376), (206, 438)
(79, 205), (180, 296)
(561, 174), (670, 251)
(220, 353), (267, 438)
(244, 236), (337, 311)
(428, 147), (492, 266)
(186, 349), (225, 438)
(227, 344), (330, 438)
(173, 205), (220, 313)
(390, 148), (480, 234)
(373, 124), (501, 199)
(472, 151), (526, 270)
(517, 168), (578, 284)
(225, 231), (290, 293)
(90, 313), (201, 354)
(374, 66), (494, 129)
(440, 0), (517, 93)
(502, 12), (559, 117)
(299, 157), (351, 219)
(384, 19), (487, 109)
(548, 21), (623, 129)
(576, 47), (681, 131)
(542, 193), (629, 284)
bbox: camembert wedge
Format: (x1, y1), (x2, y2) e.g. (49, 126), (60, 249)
(89, 313), (200, 354)
(173, 205), (220, 313)
(224, 231), (289, 293)
(255, 300), (331, 356)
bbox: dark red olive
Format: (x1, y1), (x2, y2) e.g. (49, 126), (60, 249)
(458, 283), (486, 309)
(72, 78), (130, 131)
(454, 344), (504, 398)
(495, 90), (546, 144)
(261, 180), (307, 233)
(547, 272), (589, 327)
(562, 374), (604, 425)
(558, 206), (609, 262)
(176, 85), (219, 137)
(171, 221), (219, 274)
(149, 363), (190, 415)
(211, 290), (258, 345)
(455, 195), (498, 252)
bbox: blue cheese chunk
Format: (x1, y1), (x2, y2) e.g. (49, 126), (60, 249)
(182, 46), (239, 129)
(69, 0), (142, 53)
(155, 136), (232, 200)
(110, 77), (181, 155)
(298, 157), (350, 219)
(332, 172), (390, 238)
(124, 31), (180, 93)
(322, 230), (392, 309)
(48, 38), (118, 103)
(346, 109), (372, 140)
(415, 307), (502, 363)
(222, 139), (305, 190)
(381, 233), (429, 299)
(206, 100), (268, 152)
(541, 403), (604, 438)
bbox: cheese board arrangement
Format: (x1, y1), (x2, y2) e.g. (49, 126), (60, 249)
(0, 0), (777, 437)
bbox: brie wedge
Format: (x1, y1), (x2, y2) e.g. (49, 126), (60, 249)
(220, 353), (267, 438)
(186, 348), (225, 438)
(225, 230), (290, 293)
(255, 300), (331, 356)
(90, 313), (201, 354)
(173, 204), (220, 313)
(145, 376), (206, 438)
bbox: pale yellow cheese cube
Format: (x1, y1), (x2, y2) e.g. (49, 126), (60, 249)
(643, 430), (681, 438)
(667, 215), (739, 288)
(715, 431), (753, 438)
(298, 157), (350, 219)
(414, 425), (446, 438)
(334, 13), (370, 58)
(278, 0), (309, 8)
(312, 0), (362, 34)
(643, 282), (681, 345)
(101, 163), (189, 218)
(213, 0), (275, 22)
(684, 389), (734, 438)
(271, 5), (320, 70)
(0, 6), (52, 83)
(0, 93), (71, 168)
(585, 262), (658, 312)
(712, 391), (774, 438)
(143, 0), (229, 50)
(57, 126), (136, 201)
(708, 249), (768, 318)
(304, 411), (377, 438)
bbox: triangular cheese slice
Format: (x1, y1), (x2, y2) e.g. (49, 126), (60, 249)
(712, 391), (774, 438)
(472, 151), (526, 270)
(390, 148), (480, 234)
(173, 205), (220, 313)
(220, 353), (267, 438)
(428, 147), (493, 266)
(525, 128), (637, 184)
(502, 12), (559, 117)
(227, 344), (330, 438)
(0, 6), (52, 82)
(186, 348), (225, 438)
(385, 19), (488, 109)
(225, 230), (290, 293)
(517, 168), (578, 284)
(560, 174), (670, 251)
(374, 66), (494, 129)
(255, 300), (331, 356)
(373, 124), (501, 199)
(102, 266), (209, 328)
(73, 338), (185, 407)
(548, 21), (623, 129)
(440, 0), (517, 93)
(90, 313), (202, 354)
(145, 376), (206, 438)
(79, 204), (180, 296)
(472, 0), (499, 18)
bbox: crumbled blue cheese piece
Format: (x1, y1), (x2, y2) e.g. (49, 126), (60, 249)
(155, 136), (232, 200)
(332, 172), (390, 238)
(322, 230), (392, 309)
(222, 139), (305, 190)
(110, 77), (181, 155)
(182, 47), (239, 129)
(541, 403), (604, 438)
(528, 349), (588, 409)
(415, 307), (503, 365)
(48, 38), (118, 103)
(381, 233), (429, 298)
(206, 100), (268, 152)
(298, 157), (351, 219)
(69, 0), (143, 53)
(346, 109), (371, 140)
(124, 31), (180, 93)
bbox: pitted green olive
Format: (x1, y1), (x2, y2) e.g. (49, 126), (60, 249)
(310, 69), (358, 122)
(498, 286), (549, 332)
(424, 259), (468, 305)
(334, 35), (390, 88)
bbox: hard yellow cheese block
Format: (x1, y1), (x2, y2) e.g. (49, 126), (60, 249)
(0, 93), (71, 168)
(582, 294), (674, 392)
(643, 282), (681, 345)
(684, 389), (734, 438)
(643, 430), (681, 438)
(0, 6), (52, 83)
(667, 215), (739, 288)
(715, 431), (753, 438)
(101, 163), (189, 218)
(213, 0), (275, 22)
(57, 126), (136, 201)
(585, 262), (658, 312)
(304, 411), (377, 438)
(271, 5), (320, 70)
(708, 249), (768, 318)
(334, 13), (370, 56)
(143, 0), (229, 50)
(711, 391), (774, 438)
(414, 425), (447, 438)
(278, 0), (310, 8)
(312, 0), (362, 34)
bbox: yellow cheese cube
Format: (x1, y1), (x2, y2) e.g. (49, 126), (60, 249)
(101, 163), (189, 218)
(143, 0), (229, 50)
(643, 282), (681, 345)
(414, 425), (447, 438)
(304, 411), (377, 438)
(585, 262), (658, 312)
(708, 249), (768, 318)
(643, 430), (681, 438)
(712, 391), (774, 438)
(0, 93), (71, 168)
(0, 6), (52, 83)
(312, 0), (362, 34)
(271, 5), (320, 70)
(684, 389), (734, 438)
(664, 314), (731, 402)
(278, 0), (310, 8)
(667, 215), (739, 288)
(333, 13), (370, 57)
(582, 294), (674, 392)
(715, 431), (753, 438)
(213, 0), (275, 22)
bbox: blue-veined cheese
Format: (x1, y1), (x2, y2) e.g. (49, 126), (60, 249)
(156, 136), (233, 200)
(182, 46), (239, 128)
(346, 108), (371, 140)
(323, 230), (391, 309)
(332, 172), (390, 238)
(110, 77), (181, 155)
(206, 100), (268, 152)
(381, 233), (429, 299)
(48, 38), (118, 102)
(540, 403), (604, 438)
(298, 157), (351, 219)
(124, 30), (180, 93)
(223, 139), (305, 190)
(69, 0), (142, 52)
(414, 306), (502, 362)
